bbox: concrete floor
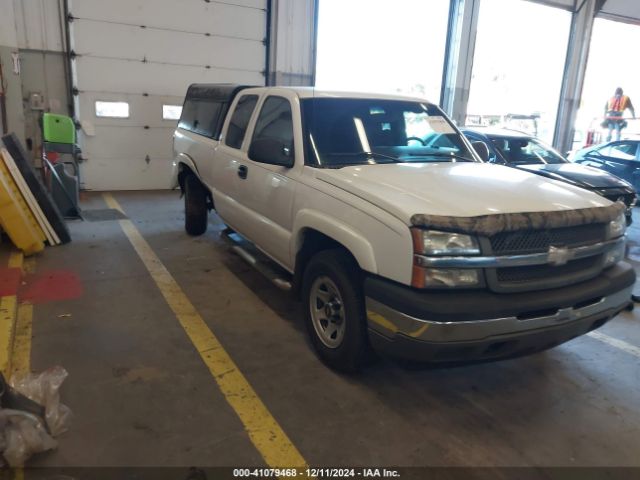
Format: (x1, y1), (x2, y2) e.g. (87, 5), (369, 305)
(2, 190), (640, 469)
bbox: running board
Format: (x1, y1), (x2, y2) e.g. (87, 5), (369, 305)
(221, 229), (292, 292)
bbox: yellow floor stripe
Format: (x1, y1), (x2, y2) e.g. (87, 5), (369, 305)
(103, 193), (307, 469)
(10, 256), (32, 480)
(0, 295), (17, 375)
(11, 303), (33, 378)
(23, 256), (36, 275)
(0, 251), (23, 375)
(8, 251), (23, 269)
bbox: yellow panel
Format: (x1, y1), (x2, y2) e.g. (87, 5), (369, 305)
(0, 160), (45, 256)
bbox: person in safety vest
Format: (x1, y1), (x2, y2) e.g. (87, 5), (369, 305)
(603, 87), (635, 142)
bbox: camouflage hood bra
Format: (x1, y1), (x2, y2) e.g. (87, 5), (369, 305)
(410, 202), (625, 237)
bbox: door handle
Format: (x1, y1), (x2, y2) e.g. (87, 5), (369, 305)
(238, 165), (248, 179)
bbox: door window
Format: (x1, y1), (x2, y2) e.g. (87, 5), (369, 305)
(225, 95), (259, 149)
(251, 96), (294, 160)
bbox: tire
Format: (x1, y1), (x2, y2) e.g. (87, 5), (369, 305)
(184, 173), (208, 236)
(302, 249), (369, 372)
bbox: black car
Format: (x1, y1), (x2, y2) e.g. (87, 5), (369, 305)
(571, 139), (640, 191)
(462, 127), (637, 224)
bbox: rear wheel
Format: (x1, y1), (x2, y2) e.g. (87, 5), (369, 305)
(302, 249), (369, 372)
(184, 173), (208, 236)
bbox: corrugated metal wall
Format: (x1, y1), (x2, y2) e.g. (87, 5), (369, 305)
(268, 0), (317, 86)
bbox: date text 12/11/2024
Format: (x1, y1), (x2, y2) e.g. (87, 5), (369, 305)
(232, 468), (401, 478)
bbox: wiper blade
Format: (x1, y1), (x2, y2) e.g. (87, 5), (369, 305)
(325, 151), (402, 162)
(407, 152), (476, 163)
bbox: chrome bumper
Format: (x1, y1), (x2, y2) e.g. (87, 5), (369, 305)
(366, 285), (633, 344)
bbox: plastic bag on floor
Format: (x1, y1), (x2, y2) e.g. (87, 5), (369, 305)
(0, 409), (57, 467)
(10, 366), (72, 436)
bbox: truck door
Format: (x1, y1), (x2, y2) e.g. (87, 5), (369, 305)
(210, 94), (260, 229)
(234, 94), (298, 269)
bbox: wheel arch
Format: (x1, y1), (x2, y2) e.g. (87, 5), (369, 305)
(175, 153), (200, 193)
(291, 210), (378, 297)
(175, 154), (214, 210)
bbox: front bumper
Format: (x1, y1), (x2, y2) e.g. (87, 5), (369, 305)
(365, 263), (635, 363)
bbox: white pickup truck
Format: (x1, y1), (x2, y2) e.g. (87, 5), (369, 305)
(172, 85), (635, 371)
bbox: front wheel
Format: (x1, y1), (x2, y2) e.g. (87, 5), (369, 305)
(302, 249), (369, 372)
(184, 173), (208, 236)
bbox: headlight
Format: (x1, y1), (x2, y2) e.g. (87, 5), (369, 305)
(411, 229), (480, 256)
(607, 212), (626, 239)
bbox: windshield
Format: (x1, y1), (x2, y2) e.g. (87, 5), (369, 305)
(490, 136), (567, 165)
(301, 98), (477, 167)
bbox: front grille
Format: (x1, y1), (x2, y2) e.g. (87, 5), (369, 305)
(489, 224), (607, 255)
(496, 256), (601, 284)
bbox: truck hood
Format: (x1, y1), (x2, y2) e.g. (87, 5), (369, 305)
(314, 163), (611, 225)
(517, 163), (633, 190)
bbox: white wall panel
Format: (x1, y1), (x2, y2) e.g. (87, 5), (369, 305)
(80, 150), (176, 191)
(78, 93), (184, 129)
(74, 57), (263, 96)
(78, 93), (183, 190)
(73, 22), (264, 73)
(69, 0), (267, 190)
(71, 0), (265, 39)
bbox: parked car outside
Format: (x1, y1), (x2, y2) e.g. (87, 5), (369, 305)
(571, 139), (640, 193)
(462, 127), (637, 225)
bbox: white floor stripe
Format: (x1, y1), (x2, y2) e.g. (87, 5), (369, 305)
(587, 331), (640, 358)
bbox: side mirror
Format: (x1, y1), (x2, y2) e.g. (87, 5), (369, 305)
(471, 141), (490, 162)
(248, 138), (294, 167)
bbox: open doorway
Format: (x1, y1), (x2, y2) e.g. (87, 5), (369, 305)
(466, 0), (572, 144)
(574, 18), (640, 149)
(315, 0), (450, 102)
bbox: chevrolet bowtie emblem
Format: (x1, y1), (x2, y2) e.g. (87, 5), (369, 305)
(548, 246), (572, 266)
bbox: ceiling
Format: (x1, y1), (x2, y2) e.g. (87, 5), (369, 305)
(599, 0), (640, 23)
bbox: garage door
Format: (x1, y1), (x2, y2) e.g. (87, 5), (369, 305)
(69, 0), (267, 190)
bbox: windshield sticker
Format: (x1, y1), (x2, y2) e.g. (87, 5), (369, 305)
(428, 116), (455, 134)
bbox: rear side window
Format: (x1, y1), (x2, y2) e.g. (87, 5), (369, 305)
(251, 97), (294, 155)
(178, 98), (223, 138)
(225, 95), (259, 149)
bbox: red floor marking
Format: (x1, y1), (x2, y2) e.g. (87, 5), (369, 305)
(0, 268), (22, 296)
(20, 270), (83, 305)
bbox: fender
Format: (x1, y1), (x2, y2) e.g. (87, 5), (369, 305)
(293, 209), (378, 274)
(173, 153), (201, 190)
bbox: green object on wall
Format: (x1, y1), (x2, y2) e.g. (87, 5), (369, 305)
(43, 113), (75, 144)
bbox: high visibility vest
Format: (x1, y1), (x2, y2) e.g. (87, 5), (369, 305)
(608, 95), (630, 113)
